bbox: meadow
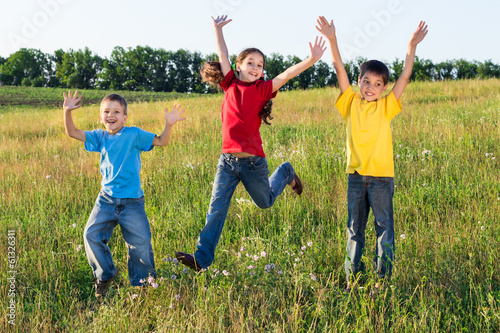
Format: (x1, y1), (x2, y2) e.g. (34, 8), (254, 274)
(0, 80), (499, 332)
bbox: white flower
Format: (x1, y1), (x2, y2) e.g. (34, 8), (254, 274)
(260, 251), (267, 258)
(400, 234), (406, 240)
(481, 226), (485, 231)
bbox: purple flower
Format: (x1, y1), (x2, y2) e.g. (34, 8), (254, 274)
(301, 246), (307, 251)
(171, 275), (177, 280)
(175, 294), (181, 301)
(310, 273), (317, 281)
(151, 282), (159, 288)
(148, 276), (155, 284)
(240, 246), (245, 252)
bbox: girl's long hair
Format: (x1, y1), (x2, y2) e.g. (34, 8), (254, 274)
(200, 48), (274, 125)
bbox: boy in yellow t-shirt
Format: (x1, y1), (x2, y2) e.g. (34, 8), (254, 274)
(316, 16), (428, 291)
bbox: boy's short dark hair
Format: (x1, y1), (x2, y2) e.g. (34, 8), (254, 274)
(359, 60), (390, 85)
(101, 94), (128, 114)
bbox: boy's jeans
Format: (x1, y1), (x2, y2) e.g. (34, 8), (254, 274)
(195, 154), (295, 268)
(345, 172), (395, 282)
(84, 190), (156, 286)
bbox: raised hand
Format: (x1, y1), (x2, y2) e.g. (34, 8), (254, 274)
(165, 104), (186, 126)
(212, 15), (232, 29)
(316, 16), (337, 40)
(309, 36), (327, 62)
(63, 90), (82, 112)
(409, 21), (428, 47)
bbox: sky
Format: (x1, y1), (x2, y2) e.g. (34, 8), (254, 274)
(1, 0), (498, 64)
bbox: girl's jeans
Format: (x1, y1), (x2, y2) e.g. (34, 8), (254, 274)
(84, 190), (156, 286)
(195, 154), (295, 268)
(345, 172), (395, 282)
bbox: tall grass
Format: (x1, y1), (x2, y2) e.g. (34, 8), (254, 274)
(0, 80), (499, 332)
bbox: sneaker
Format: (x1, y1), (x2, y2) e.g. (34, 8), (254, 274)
(175, 252), (202, 272)
(291, 173), (303, 195)
(95, 270), (118, 298)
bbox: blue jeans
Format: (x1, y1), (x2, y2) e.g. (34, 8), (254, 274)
(195, 154), (295, 268)
(83, 190), (156, 286)
(345, 172), (395, 281)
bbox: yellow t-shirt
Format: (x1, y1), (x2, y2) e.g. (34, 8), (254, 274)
(335, 86), (402, 177)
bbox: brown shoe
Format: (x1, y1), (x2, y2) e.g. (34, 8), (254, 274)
(95, 270), (118, 298)
(291, 173), (303, 195)
(175, 252), (202, 272)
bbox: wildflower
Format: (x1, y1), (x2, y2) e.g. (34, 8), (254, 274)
(396, 154), (401, 158)
(236, 252), (241, 258)
(260, 251), (267, 258)
(265, 265), (272, 272)
(175, 295), (181, 301)
(132, 294), (138, 299)
(295, 257), (300, 262)
(46, 175), (51, 179)
(223, 270), (230, 276)
(70, 223), (77, 228)
(310, 273), (317, 281)
(400, 234), (406, 240)
(247, 265), (256, 270)
(253, 255), (260, 261)
(300, 251), (304, 255)
(171, 275), (177, 280)
(169, 303), (175, 309)
(151, 282), (159, 289)
(148, 276), (155, 284)
(172, 258), (179, 265)
(76, 245), (83, 252)
(139, 278), (145, 284)
(307, 241), (313, 247)
(481, 226), (485, 231)
(159, 277), (165, 282)
(240, 246), (245, 252)
(278, 270), (283, 274)
(301, 246), (307, 251)
(183, 268), (188, 274)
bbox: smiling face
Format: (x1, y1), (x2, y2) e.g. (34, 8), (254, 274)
(236, 52), (264, 83)
(358, 71), (389, 102)
(100, 100), (127, 135)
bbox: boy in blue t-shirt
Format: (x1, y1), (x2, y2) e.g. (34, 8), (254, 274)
(63, 91), (186, 297)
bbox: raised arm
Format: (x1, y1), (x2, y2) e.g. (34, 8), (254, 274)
(392, 21), (428, 101)
(152, 104), (186, 146)
(63, 90), (86, 142)
(271, 36), (326, 92)
(212, 15), (232, 77)
(316, 16), (350, 93)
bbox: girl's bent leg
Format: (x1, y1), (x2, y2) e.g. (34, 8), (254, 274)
(118, 196), (156, 286)
(195, 155), (239, 268)
(83, 191), (119, 281)
(241, 159), (295, 209)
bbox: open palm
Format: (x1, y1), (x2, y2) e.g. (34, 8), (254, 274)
(212, 15), (232, 29)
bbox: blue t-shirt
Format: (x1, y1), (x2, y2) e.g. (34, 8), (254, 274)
(85, 127), (155, 198)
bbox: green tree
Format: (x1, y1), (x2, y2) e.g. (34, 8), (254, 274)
(477, 60), (500, 79)
(436, 60), (455, 80)
(56, 47), (103, 89)
(0, 48), (52, 86)
(454, 59), (478, 80)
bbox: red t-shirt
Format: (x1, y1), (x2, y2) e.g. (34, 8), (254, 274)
(219, 70), (277, 157)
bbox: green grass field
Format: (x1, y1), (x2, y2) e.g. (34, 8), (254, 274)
(0, 80), (499, 332)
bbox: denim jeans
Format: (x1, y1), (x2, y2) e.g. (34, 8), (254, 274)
(345, 172), (395, 281)
(84, 190), (156, 286)
(195, 154), (295, 268)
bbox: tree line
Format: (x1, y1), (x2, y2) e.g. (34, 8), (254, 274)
(1, 47), (499, 93)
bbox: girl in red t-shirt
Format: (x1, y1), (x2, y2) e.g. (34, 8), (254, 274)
(176, 16), (326, 271)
